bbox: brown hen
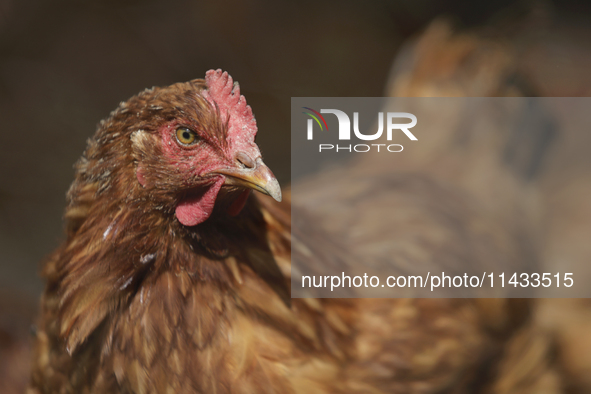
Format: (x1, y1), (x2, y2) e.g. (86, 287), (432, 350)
(25, 68), (531, 394)
(29, 28), (591, 392)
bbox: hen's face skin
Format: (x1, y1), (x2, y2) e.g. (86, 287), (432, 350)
(127, 70), (281, 227)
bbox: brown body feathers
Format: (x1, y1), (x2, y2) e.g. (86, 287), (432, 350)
(28, 54), (589, 394)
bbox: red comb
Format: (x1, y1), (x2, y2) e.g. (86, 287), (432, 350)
(203, 69), (257, 145)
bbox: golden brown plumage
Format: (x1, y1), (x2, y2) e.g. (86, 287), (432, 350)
(25, 68), (527, 394)
(28, 18), (591, 391)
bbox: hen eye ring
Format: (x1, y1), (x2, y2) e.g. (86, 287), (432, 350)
(175, 127), (199, 145)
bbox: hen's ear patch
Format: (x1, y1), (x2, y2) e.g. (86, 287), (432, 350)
(130, 130), (150, 187)
(136, 165), (146, 187)
(130, 129), (150, 152)
(202, 69), (257, 145)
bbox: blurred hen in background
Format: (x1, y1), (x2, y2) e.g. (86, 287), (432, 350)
(293, 4), (591, 393)
(385, 9), (591, 391)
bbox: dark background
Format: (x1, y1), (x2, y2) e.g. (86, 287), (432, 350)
(0, 0), (589, 302)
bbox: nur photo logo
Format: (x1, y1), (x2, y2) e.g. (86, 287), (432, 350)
(302, 107), (417, 153)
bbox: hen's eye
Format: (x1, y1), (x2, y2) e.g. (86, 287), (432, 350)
(175, 127), (198, 145)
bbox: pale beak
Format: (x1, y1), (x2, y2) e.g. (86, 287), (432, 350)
(213, 158), (282, 202)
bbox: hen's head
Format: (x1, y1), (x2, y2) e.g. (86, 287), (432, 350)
(76, 69), (281, 228)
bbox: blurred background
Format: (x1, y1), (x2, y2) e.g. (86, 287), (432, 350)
(0, 0), (590, 310)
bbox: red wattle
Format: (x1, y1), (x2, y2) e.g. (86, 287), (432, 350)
(175, 178), (224, 226)
(227, 190), (251, 217)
